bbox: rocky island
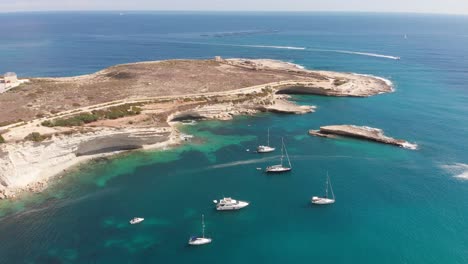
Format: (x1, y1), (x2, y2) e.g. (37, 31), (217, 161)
(0, 58), (393, 199)
(309, 125), (417, 149)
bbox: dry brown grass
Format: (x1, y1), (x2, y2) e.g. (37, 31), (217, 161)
(0, 59), (314, 124)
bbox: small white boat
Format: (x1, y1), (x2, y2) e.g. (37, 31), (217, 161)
(188, 214), (212, 246)
(257, 128), (275, 153)
(129, 217), (144, 224)
(265, 137), (291, 173)
(180, 133), (194, 141)
(213, 197), (249, 211)
(312, 173), (335, 205)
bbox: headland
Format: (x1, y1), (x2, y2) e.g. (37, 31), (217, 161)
(0, 58), (393, 199)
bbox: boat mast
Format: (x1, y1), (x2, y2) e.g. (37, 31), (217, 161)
(284, 139), (291, 168)
(325, 172), (329, 198)
(267, 128), (270, 147)
(329, 174), (335, 200)
(280, 137), (284, 166)
(202, 214), (205, 238)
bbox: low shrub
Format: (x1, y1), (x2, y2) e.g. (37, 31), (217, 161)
(24, 132), (48, 142)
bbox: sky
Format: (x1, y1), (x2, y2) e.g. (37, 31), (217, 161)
(1, 0), (468, 14)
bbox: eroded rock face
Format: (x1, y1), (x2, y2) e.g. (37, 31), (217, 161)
(76, 131), (170, 156)
(0, 127), (173, 199)
(309, 125), (417, 149)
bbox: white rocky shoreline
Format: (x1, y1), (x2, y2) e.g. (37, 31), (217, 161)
(0, 58), (394, 200)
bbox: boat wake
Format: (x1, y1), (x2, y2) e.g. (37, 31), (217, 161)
(290, 154), (380, 160)
(308, 48), (400, 60)
(209, 156), (277, 169)
(440, 163), (468, 180)
(400, 142), (418, 150)
(164, 41), (306, 51)
(352, 73), (395, 92)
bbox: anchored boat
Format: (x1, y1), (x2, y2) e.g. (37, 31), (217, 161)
(188, 214), (212, 246)
(213, 197), (249, 211)
(257, 128), (275, 153)
(311, 173), (335, 205)
(265, 137), (291, 173)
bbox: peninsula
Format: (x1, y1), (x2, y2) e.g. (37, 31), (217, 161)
(0, 58), (393, 199)
(308, 125), (417, 149)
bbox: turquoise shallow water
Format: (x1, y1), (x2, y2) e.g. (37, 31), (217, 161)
(0, 12), (467, 263)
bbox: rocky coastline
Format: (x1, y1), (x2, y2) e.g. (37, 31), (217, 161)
(309, 125), (417, 149)
(0, 58), (394, 200)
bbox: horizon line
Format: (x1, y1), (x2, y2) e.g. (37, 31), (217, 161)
(1, 10), (468, 16)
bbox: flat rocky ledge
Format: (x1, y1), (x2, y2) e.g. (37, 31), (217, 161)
(309, 125), (417, 150)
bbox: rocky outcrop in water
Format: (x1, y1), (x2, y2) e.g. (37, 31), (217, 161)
(309, 125), (417, 149)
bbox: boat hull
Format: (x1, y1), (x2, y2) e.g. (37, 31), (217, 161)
(216, 201), (249, 211)
(188, 237), (212, 245)
(265, 166), (292, 173)
(311, 197), (335, 205)
(257, 146), (275, 153)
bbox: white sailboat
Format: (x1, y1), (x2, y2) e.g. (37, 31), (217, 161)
(311, 173), (335, 205)
(188, 214), (212, 246)
(257, 128), (275, 153)
(265, 137), (291, 173)
(213, 197), (249, 211)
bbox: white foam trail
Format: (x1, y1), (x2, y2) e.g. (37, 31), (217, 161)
(209, 156), (277, 169)
(164, 40), (306, 51)
(309, 48), (400, 60)
(286, 62), (306, 69)
(441, 163), (468, 180)
(401, 142), (418, 150)
(352, 73), (395, 92)
(335, 50), (400, 60)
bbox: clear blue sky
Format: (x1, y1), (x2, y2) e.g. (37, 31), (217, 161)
(1, 0), (468, 14)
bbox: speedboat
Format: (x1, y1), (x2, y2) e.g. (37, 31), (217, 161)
(213, 197), (249, 211)
(188, 214), (212, 246)
(129, 217), (144, 224)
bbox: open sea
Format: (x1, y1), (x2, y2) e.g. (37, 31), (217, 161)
(0, 12), (467, 263)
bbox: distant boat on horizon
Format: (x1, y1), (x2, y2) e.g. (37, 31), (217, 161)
(265, 137), (291, 173)
(257, 128), (275, 153)
(311, 173), (335, 205)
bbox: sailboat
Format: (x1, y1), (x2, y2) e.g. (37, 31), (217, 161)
(311, 173), (335, 205)
(257, 128), (275, 153)
(265, 137), (291, 173)
(188, 214), (212, 246)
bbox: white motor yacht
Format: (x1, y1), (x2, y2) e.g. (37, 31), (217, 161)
(213, 197), (249, 211)
(129, 217), (144, 224)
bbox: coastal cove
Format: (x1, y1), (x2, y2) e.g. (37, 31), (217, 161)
(0, 58), (391, 199)
(0, 12), (467, 264)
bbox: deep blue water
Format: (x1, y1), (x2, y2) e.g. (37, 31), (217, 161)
(0, 12), (467, 264)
